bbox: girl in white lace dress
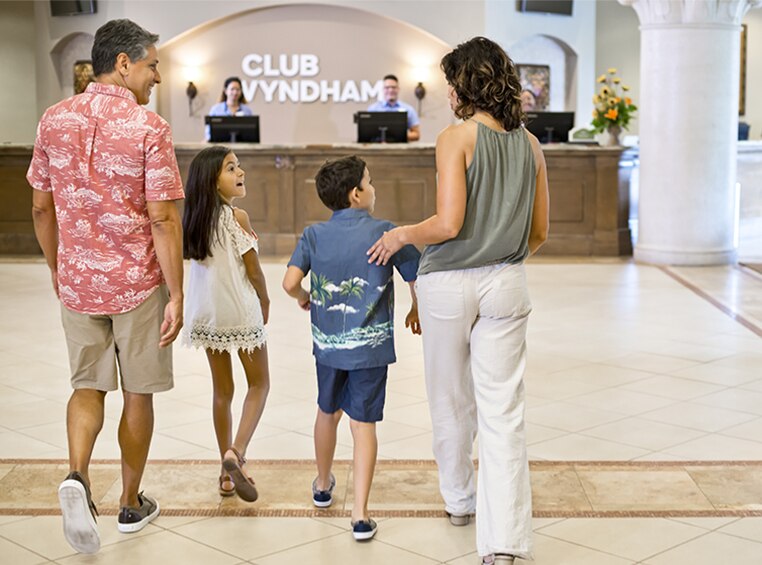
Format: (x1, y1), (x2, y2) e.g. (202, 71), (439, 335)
(182, 146), (270, 502)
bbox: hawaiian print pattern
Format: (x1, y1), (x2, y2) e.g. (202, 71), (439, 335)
(288, 208), (420, 370)
(312, 273), (391, 349)
(27, 82), (184, 314)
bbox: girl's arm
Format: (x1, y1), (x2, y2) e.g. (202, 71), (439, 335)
(527, 133), (550, 254)
(234, 208), (271, 323)
(367, 125), (468, 265)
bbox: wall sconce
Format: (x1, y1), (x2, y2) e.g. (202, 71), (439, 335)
(411, 65), (431, 116)
(183, 66), (201, 117)
(414, 82), (426, 116)
(186, 82), (198, 116)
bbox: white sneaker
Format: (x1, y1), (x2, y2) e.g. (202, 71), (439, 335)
(58, 471), (100, 554)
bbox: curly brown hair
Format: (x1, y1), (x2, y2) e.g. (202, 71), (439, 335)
(440, 36), (525, 131)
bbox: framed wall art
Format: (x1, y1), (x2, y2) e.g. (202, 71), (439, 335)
(517, 64), (550, 111)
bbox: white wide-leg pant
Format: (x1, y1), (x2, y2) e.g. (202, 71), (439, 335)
(417, 263), (533, 559)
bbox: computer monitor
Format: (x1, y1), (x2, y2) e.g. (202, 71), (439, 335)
(524, 112), (575, 143)
(355, 111), (408, 143)
(205, 116), (260, 143)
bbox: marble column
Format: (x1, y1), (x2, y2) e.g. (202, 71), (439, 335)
(620, 0), (762, 265)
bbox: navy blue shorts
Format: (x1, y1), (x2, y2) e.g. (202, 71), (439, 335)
(316, 362), (388, 423)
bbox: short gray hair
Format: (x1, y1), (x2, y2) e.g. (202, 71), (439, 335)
(91, 19), (159, 77)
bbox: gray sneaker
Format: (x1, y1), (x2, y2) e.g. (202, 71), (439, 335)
(481, 554), (515, 564)
(447, 511), (471, 526)
(117, 492), (160, 533)
(58, 471), (100, 554)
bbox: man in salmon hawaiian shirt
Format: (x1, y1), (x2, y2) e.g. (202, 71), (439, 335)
(27, 19), (184, 553)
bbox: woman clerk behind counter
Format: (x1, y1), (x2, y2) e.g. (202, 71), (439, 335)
(206, 77), (253, 141)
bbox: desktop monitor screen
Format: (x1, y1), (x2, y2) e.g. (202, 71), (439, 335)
(205, 116), (260, 143)
(516, 0), (573, 16)
(524, 112), (575, 143)
(50, 1), (97, 16)
(355, 112), (408, 143)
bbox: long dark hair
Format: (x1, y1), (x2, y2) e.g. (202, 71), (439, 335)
(182, 146), (231, 260)
(218, 76), (247, 105)
(440, 36), (525, 131)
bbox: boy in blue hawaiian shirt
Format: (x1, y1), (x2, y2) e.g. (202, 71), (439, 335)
(283, 155), (421, 541)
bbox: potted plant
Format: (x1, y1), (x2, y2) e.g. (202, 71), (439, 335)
(591, 68), (637, 146)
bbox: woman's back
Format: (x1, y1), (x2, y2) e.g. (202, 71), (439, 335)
(418, 120), (536, 275)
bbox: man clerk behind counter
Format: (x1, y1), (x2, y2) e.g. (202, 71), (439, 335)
(367, 74), (420, 141)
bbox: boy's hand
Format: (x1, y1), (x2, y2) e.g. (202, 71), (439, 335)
(405, 306), (421, 335)
(297, 289), (311, 311)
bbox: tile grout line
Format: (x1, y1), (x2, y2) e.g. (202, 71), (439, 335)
(659, 266), (762, 338)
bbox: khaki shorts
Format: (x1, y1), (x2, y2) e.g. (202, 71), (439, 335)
(60, 286), (173, 394)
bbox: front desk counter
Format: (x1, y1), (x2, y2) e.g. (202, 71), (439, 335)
(1, 142), (631, 257)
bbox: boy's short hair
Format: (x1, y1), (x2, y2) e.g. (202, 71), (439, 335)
(315, 155), (367, 211)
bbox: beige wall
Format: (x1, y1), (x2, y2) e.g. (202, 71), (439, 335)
(743, 9), (762, 139)
(595, 0), (641, 135)
(596, 2), (762, 139)
(0, 1), (38, 143)
(10, 1), (762, 144)
(158, 4), (452, 143)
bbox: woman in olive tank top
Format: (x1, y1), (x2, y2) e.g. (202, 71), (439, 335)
(368, 37), (549, 564)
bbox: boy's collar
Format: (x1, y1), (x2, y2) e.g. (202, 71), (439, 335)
(330, 208), (371, 220)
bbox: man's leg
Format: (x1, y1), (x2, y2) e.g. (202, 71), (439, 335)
(118, 391), (154, 508)
(67, 389), (106, 484)
(58, 305), (117, 554)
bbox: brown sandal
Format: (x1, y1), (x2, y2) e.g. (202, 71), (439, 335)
(222, 446), (258, 502)
(218, 474), (235, 497)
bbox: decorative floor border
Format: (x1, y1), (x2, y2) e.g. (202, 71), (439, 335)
(660, 266), (762, 338)
(4, 458), (762, 467)
(3, 459), (762, 518)
(2, 508), (761, 519)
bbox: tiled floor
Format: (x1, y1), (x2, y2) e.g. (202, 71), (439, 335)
(1, 258), (761, 564)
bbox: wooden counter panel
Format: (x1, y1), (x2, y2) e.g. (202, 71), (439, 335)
(1, 144), (631, 257)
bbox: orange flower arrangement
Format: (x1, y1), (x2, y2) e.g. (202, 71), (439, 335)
(591, 68), (637, 134)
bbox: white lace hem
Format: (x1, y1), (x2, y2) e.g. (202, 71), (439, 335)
(184, 324), (266, 354)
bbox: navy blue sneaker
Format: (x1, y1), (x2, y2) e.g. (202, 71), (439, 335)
(351, 518), (378, 541)
(311, 473), (335, 508)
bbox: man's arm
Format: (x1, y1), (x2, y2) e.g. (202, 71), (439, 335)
(31, 189), (59, 296)
(146, 200), (184, 347)
(407, 125), (421, 142)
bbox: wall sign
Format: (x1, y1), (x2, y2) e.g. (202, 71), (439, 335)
(240, 53), (383, 103)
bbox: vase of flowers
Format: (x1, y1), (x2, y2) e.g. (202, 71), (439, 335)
(591, 68), (636, 146)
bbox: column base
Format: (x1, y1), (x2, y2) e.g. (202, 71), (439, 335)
(634, 244), (737, 266)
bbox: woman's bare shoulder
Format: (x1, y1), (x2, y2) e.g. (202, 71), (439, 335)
(437, 120), (477, 145)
